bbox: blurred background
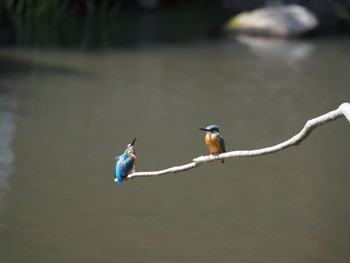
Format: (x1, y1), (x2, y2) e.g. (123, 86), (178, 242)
(0, 1), (350, 263)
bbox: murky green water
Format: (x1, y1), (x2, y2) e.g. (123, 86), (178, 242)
(0, 37), (349, 263)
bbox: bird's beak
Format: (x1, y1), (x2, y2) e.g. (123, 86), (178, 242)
(199, 128), (210, 132)
(130, 137), (137, 146)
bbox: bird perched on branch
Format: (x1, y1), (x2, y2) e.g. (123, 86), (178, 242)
(115, 138), (137, 186)
(199, 125), (226, 163)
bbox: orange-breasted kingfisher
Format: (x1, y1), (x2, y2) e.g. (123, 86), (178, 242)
(114, 138), (137, 187)
(199, 125), (226, 163)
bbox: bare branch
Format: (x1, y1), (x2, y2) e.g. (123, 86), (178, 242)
(340, 102), (350, 123)
(127, 102), (350, 180)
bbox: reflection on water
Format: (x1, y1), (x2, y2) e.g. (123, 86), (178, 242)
(0, 90), (16, 218)
(0, 38), (349, 263)
(236, 36), (314, 64)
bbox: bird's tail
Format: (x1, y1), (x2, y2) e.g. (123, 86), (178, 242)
(114, 177), (122, 187)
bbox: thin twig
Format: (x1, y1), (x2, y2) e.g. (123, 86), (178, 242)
(127, 102), (350, 180)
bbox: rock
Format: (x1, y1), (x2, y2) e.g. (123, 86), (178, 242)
(226, 4), (319, 37)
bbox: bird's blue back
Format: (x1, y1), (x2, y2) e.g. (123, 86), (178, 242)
(115, 153), (135, 187)
(219, 134), (226, 153)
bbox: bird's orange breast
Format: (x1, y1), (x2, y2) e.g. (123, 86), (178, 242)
(205, 134), (222, 155)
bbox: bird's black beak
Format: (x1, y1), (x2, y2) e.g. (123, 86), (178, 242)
(199, 128), (210, 132)
(130, 137), (137, 146)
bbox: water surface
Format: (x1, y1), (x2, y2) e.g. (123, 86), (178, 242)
(0, 37), (349, 263)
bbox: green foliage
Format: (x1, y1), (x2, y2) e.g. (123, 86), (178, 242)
(0, 0), (128, 47)
(336, 1), (350, 25)
(1, 0), (126, 20)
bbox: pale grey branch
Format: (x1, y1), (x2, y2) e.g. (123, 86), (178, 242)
(127, 102), (350, 180)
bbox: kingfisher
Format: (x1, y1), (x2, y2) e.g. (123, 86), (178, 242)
(114, 137), (137, 187)
(199, 125), (226, 163)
